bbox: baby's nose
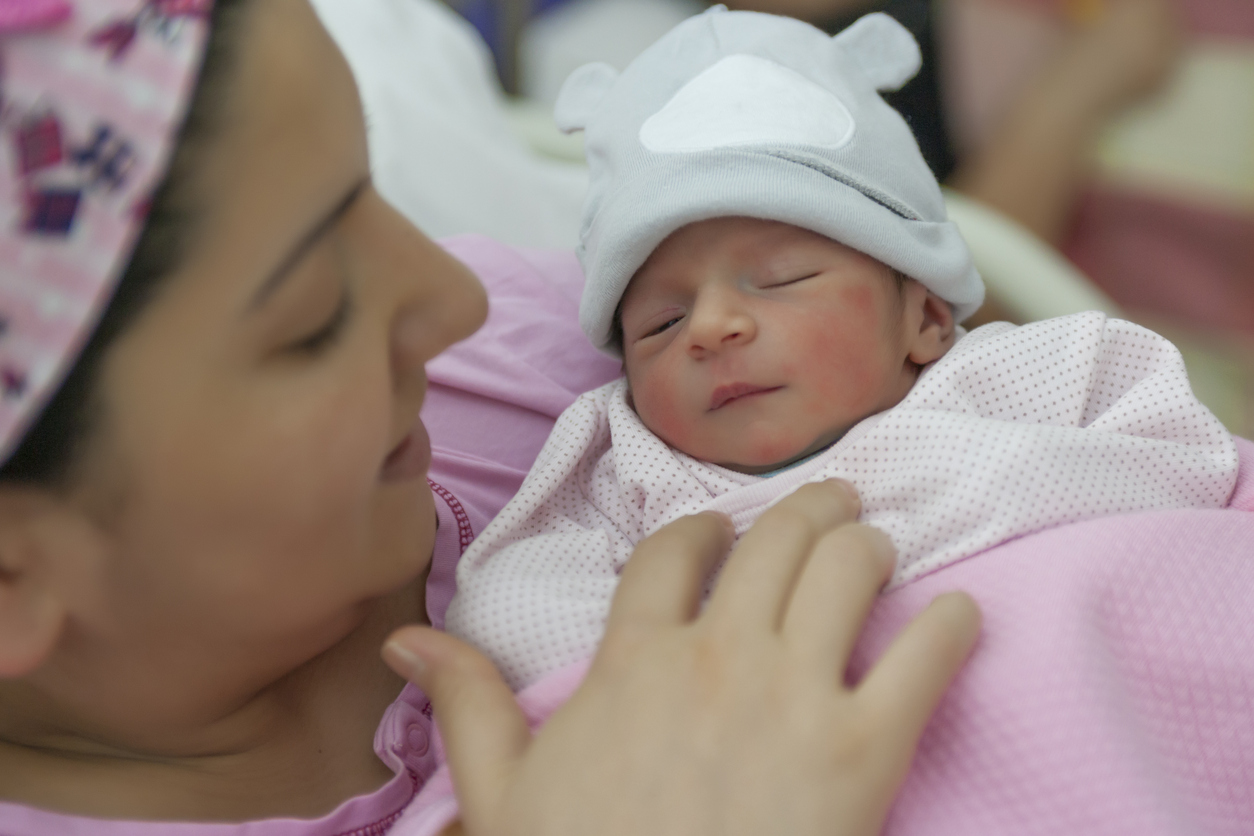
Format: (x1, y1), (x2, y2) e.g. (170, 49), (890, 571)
(686, 296), (757, 354)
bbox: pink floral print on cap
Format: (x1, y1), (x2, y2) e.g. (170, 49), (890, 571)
(0, 0), (212, 463)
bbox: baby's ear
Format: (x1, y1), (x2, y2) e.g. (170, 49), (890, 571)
(831, 12), (921, 92)
(554, 62), (619, 133)
(908, 288), (957, 366)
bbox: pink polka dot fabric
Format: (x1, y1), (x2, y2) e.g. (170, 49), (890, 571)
(446, 312), (1238, 691)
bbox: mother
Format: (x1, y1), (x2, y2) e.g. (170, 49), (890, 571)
(0, 1), (978, 833)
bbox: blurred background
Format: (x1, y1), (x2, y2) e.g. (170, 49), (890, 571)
(317, 0), (1254, 434)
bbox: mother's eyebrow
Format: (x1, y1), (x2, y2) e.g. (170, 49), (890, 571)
(248, 176), (371, 310)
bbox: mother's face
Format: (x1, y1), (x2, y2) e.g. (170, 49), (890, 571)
(28, 0), (486, 734)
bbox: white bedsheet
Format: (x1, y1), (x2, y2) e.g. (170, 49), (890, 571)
(310, 0), (588, 250)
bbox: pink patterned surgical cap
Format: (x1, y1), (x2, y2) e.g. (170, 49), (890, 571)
(0, 0), (212, 463)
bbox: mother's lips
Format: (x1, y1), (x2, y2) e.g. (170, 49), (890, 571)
(709, 383), (781, 411)
(381, 419), (432, 482)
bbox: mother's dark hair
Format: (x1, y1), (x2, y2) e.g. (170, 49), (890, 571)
(1, 0), (247, 486)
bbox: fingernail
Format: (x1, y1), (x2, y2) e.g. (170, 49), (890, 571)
(382, 638), (426, 678)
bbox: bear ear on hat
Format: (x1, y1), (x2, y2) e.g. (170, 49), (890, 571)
(554, 62), (620, 134)
(831, 12), (921, 93)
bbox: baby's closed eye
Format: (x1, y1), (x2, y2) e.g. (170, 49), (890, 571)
(761, 272), (820, 289)
(647, 316), (684, 337)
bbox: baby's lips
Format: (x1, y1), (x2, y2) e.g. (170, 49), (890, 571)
(708, 382), (781, 411)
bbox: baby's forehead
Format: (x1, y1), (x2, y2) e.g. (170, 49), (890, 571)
(630, 217), (880, 289)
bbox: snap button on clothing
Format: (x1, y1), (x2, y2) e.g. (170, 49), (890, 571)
(407, 723), (430, 757)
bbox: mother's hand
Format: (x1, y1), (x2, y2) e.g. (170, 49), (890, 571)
(384, 480), (980, 836)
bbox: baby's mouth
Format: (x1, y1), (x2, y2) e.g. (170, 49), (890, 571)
(709, 383), (782, 411)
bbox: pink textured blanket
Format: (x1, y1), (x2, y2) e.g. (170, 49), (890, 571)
(863, 434), (1254, 834)
(399, 436), (1254, 835)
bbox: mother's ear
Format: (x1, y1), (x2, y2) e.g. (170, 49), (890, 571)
(0, 489), (76, 678)
(905, 286), (957, 367)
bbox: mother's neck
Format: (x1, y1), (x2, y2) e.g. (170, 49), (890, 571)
(0, 572), (428, 823)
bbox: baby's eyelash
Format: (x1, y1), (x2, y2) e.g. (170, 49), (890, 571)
(647, 316), (683, 337)
(768, 272), (819, 288)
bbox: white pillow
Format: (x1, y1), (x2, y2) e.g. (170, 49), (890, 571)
(310, 0), (588, 249)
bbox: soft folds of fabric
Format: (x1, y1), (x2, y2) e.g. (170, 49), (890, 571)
(422, 237), (622, 628)
(556, 8), (983, 353)
(446, 312), (1238, 691)
(410, 438), (1254, 836)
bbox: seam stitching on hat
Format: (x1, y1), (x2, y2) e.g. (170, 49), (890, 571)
(763, 150), (921, 221)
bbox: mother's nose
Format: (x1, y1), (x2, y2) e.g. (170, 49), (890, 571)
(390, 265), (487, 383)
(355, 194), (487, 381)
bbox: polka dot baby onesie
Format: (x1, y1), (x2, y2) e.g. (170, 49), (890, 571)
(445, 312), (1238, 691)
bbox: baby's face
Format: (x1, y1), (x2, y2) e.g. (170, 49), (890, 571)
(621, 217), (944, 473)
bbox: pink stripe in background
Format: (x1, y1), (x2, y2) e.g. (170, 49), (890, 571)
(0, 0), (71, 33)
(1168, 0), (1254, 38)
(1064, 188), (1254, 336)
(1014, 0), (1254, 36)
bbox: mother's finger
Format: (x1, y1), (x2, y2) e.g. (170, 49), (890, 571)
(781, 523), (895, 672)
(604, 511), (734, 638)
(382, 626), (529, 825)
(705, 480), (861, 631)
(858, 592), (982, 749)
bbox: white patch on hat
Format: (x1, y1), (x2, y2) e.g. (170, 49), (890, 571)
(639, 54), (856, 154)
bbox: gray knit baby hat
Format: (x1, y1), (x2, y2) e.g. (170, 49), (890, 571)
(557, 8), (984, 354)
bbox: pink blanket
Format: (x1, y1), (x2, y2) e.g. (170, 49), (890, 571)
(864, 434), (1254, 834)
(398, 436), (1254, 835)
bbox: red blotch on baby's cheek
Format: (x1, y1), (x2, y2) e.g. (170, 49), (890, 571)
(790, 292), (886, 415)
(841, 284), (877, 316)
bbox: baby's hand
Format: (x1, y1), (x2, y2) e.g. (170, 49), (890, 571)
(1058, 0), (1183, 116)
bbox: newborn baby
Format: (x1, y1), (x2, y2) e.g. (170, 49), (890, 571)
(444, 10), (1238, 694)
(617, 215), (954, 476)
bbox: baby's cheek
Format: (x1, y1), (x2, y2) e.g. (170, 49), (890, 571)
(787, 313), (885, 416)
(631, 370), (698, 451)
(840, 284), (877, 317)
